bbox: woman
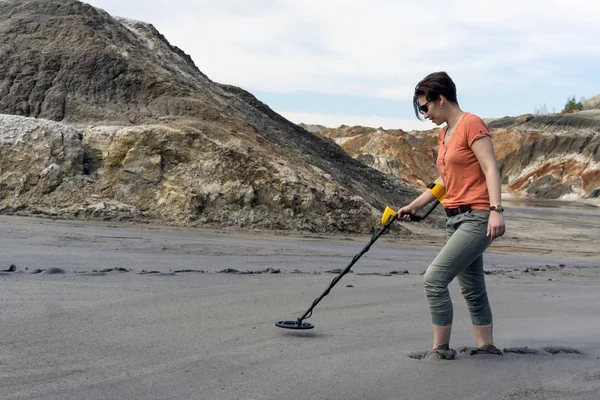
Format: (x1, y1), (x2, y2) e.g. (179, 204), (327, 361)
(398, 71), (505, 360)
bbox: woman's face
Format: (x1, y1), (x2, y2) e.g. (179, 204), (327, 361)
(417, 95), (442, 125)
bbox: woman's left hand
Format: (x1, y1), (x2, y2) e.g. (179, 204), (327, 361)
(487, 212), (505, 241)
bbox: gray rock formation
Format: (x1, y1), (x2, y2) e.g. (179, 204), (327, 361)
(0, 114), (84, 197)
(583, 94), (600, 110)
(0, 0), (210, 124)
(298, 123), (329, 134)
(487, 110), (600, 133)
(0, 0), (425, 232)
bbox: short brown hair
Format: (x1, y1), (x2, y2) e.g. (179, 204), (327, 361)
(413, 71), (459, 119)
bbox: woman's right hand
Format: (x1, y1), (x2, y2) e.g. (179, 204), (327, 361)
(397, 204), (419, 222)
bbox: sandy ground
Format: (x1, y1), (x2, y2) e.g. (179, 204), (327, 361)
(1, 200), (599, 400)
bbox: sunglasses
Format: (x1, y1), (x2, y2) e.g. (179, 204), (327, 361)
(418, 101), (431, 114)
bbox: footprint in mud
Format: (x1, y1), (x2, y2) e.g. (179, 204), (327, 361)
(542, 346), (584, 355)
(409, 345), (586, 359)
(408, 345), (457, 360)
(459, 345), (503, 355)
(503, 346), (584, 355)
(408, 350), (431, 360)
(502, 347), (542, 355)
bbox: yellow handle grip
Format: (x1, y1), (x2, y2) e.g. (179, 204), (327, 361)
(381, 206), (398, 226)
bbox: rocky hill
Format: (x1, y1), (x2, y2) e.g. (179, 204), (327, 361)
(0, 0), (427, 233)
(316, 126), (439, 191)
(489, 111), (600, 200)
(583, 94), (600, 110)
(298, 123), (328, 134)
(318, 111), (600, 204)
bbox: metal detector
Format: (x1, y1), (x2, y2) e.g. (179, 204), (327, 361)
(276, 199), (441, 330)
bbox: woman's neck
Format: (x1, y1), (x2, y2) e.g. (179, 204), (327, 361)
(445, 107), (464, 130)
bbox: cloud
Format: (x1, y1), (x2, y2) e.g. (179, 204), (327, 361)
(88, 0), (600, 103)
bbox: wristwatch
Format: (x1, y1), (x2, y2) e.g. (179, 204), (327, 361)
(490, 205), (504, 213)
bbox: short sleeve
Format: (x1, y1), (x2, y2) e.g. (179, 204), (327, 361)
(465, 115), (491, 147)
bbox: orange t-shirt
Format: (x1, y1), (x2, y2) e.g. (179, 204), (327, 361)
(436, 112), (491, 211)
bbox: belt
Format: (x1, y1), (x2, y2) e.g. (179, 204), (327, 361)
(444, 205), (472, 216)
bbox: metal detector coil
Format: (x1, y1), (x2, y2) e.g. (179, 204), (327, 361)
(275, 320), (314, 330)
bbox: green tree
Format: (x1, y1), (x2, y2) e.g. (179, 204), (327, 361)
(563, 95), (584, 112)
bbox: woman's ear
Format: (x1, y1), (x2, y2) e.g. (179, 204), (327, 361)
(438, 95), (446, 107)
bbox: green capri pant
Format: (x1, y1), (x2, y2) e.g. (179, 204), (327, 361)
(423, 209), (493, 326)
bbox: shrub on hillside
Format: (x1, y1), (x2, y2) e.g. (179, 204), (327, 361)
(563, 95), (584, 112)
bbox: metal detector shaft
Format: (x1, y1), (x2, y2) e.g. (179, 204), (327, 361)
(295, 216), (395, 324)
(294, 200), (441, 326)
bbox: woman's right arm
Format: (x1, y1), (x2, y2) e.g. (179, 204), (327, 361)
(397, 176), (445, 221)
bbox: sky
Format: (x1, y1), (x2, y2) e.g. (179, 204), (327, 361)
(86, 0), (600, 131)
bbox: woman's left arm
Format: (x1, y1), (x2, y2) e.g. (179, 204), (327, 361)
(471, 136), (506, 241)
